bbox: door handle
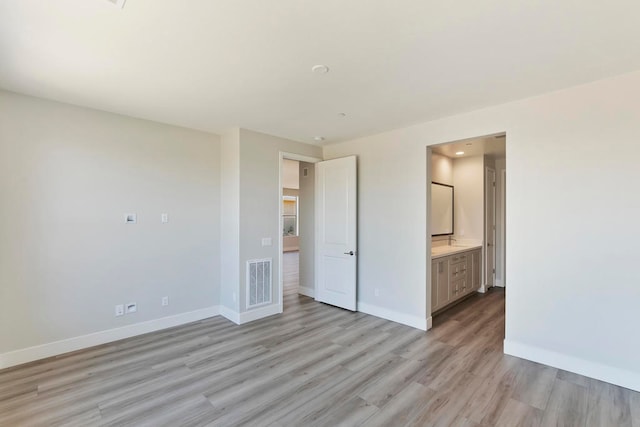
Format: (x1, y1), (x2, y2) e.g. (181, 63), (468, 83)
(344, 251), (355, 256)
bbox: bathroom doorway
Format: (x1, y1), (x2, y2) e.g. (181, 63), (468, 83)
(427, 134), (506, 321)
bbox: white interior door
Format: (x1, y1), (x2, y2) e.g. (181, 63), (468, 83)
(315, 156), (357, 311)
(485, 167), (496, 288)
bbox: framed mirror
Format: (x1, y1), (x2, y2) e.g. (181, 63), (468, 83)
(431, 182), (454, 236)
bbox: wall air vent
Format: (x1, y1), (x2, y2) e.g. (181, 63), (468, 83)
(246, 258), (272, 308)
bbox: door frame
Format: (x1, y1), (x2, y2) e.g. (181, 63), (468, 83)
(499, 168), (506, 287)
(278, 152), (322, 311)
(484, 166), (497, 290)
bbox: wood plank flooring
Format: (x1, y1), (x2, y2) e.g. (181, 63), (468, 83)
(1, 251), (638, 426)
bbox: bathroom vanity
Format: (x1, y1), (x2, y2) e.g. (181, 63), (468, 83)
(431, 245), (482, 313)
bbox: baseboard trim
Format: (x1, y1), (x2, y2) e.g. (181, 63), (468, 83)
(495, 279), (505, 287)
(504, 339), (640, 392)
(219, 305), (240, 324)
(426, 316), (433, 330)
(298, 286), (315, 298)
(357, 302), (427, 331)
(0, 306), (220, 370)
(220, 303), (283, 325)
(240, 304), (282, 324)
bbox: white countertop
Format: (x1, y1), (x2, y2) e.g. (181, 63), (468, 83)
(431, 244), (482, 259)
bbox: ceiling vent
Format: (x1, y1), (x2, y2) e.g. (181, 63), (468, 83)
(106, 0), (127, 9)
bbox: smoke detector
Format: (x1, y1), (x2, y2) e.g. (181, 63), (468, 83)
(106, 0), (126, 9)
(311, 65), (330, 74)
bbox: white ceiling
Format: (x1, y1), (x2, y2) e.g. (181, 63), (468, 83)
(2, 1), (640, 145)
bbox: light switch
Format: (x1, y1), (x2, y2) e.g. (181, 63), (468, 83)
(161, 213), (169, 223)
(261, 237), (272, 247)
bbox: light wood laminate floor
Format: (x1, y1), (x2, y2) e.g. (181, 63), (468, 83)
(1, 252), (638, 426)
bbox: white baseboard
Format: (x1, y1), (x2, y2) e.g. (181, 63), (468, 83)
(426, 316), (433, 330)
(357, 302), (428, 331)
(219, 305), (240, 324)
(220, 303), (283, 325)
(0, 306), (220, 370)
(239, 304), (282, 324)
(298, 286), (315, 298)
(504, 339), (640, 392)
(495, 279), (505, 287)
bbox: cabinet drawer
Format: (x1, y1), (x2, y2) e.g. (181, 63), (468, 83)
(449, 254), (468, 264)
(449, 262), (468, 281)
(451, 277), (467, 297)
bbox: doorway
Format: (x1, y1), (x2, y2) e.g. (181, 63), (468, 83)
(282, 159), (301, 298)
(427, 134), (507, 321)
(278, 153), (321, 311)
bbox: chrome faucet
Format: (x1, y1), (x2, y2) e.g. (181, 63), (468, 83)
(448, 236), (457, 245)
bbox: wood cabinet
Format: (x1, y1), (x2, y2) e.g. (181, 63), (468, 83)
(431, 258), (450, 309)
(431, 247), (482, 313)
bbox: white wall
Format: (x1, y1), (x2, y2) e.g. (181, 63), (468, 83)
(324, 69), (640, 391)
(237, 129), (322, 314)
(0, 90), (221, 362)
(220, 129), (241, 311)
(452, 155), (484, 244)
(282, 159), (300, 189)
(431, 153), (453, 185)
(324, 134), (429, 329)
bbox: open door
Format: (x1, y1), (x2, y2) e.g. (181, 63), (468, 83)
(315, 156), (357, 311)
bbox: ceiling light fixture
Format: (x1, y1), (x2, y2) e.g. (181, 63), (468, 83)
(311, 65), (330, 74)
(455, 151), (465, 155)
(314, 136), (325, 142)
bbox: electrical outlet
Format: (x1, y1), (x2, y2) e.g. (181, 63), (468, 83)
(232, 292), (237, 302)
(161, 213), (169, 223)
(125, 302), (137, 314)
(374, 288), (380, 297)
(115, 304), (124, 316)
(161, 296), (169, 306)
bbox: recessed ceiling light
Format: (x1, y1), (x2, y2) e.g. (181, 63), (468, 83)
(311, 65), (330, 74)
(314, 136), (325, 142)
(455, 151), (465, 155)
